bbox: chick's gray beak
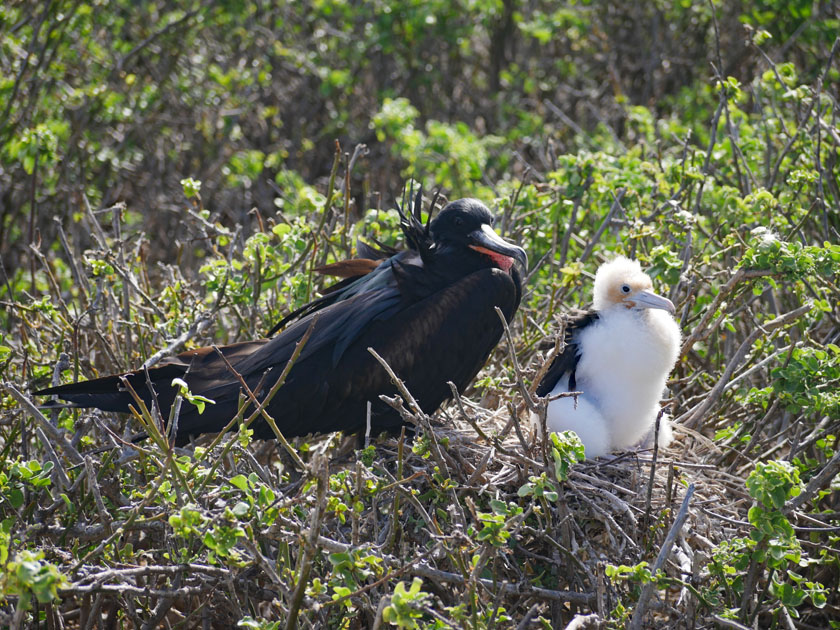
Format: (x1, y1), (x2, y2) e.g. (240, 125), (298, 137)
(629, 290), (676, 315)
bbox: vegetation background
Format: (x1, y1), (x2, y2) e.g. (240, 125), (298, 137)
(1, 0), (838, 628)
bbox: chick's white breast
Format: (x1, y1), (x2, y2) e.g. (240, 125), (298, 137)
(573, 309), (681, 445)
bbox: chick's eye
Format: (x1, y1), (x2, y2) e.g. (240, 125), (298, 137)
(621, 284), (631, 294)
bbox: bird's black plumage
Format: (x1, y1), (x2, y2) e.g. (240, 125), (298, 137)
(36, 194), (527, 446)
(535, 310), (600, 397)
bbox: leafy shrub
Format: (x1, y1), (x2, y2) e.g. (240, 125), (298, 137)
(1, 2), (838, 628)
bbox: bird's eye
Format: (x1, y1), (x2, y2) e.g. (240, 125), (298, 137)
(454, 216), (464, 227)
(621, 284), (631, 293)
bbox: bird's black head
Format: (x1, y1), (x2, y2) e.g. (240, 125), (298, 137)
(429, 199), (528, 273)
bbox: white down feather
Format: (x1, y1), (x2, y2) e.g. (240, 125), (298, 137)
(538, 257), (682, 459)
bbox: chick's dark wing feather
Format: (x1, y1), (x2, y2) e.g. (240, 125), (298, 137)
(535, 310), (599, 397)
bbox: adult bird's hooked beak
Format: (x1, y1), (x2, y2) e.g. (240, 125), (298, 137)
(626, 290), (676, 315)
(468, 223), (528, 273)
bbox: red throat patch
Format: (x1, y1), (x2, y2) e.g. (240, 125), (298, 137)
(469, 245), (514, 273)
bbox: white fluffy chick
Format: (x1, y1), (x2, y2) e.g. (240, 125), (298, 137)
(534, 256), (681, 459)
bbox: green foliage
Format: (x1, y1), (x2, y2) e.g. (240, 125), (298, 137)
(203, 522), (247, 562)
(0, 460), (54, 513)
(373, 98), (505, 196)
(1, 1), (838, 627)
(548, 431), (585, 481)
(0, 537), (69, 611)
(171, 377), (216, 415)
(4, 121), (65, 176)
(704, 461), (826, 621)
(474, 500), (523, 547)
(606, 561), (655, 583)
(181, 177), (202, 199)
(169, 504), (207, 538)
(745, 462), (803, 575)
(741, 230), (840, 281)
(238, 617), (282, 630)
(329, 548), (386, 602)
(518, 472), (559, 502)
(382, 578), (431, 629)
(747, 461), (803, 512)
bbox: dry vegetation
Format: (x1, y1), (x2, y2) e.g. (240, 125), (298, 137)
(1, 1), (839, 629)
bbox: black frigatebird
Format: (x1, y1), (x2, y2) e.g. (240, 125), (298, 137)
(36, 193), (528, 446)
(535, 256), (681, 458)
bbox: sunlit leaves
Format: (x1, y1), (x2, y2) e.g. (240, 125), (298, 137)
(0, 548), (69, 610)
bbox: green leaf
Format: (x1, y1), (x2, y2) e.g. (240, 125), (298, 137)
(230, 475), (249, 492)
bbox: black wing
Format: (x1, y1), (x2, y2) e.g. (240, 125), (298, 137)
(37, 259), (410, 441)
(265, 187), (432, 338)
(312, 237), (400, 295)
(169, 265), (519, 443)
(265, 249), (415, 337)
(535, 310), (599, 397)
